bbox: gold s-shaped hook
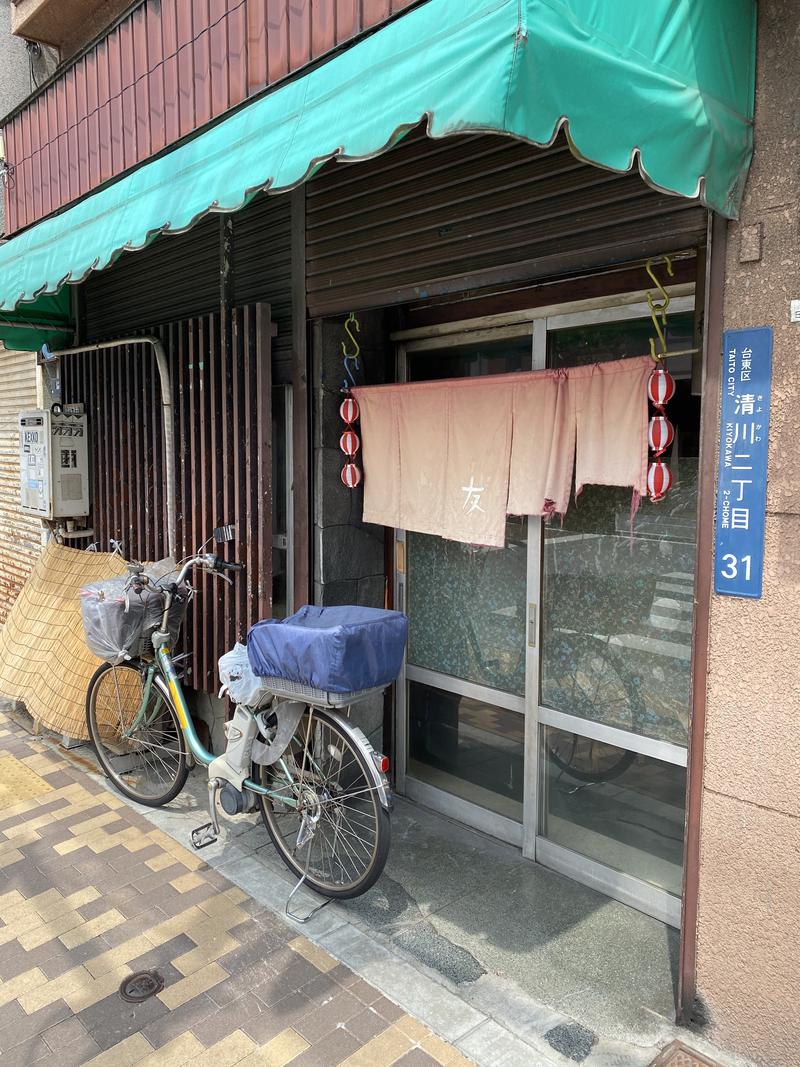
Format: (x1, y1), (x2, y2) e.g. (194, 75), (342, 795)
(646, 255), (674, 362)
(341, 312), (361, 362)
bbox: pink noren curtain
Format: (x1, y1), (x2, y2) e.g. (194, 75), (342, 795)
(353, 355), (651, 547)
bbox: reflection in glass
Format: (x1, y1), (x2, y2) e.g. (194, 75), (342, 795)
(541, 726), (685, 895)
(407, 519), (528, 696)
(540, 474), (696, 746)
(409, 680), (523, 821)
(542, 319), (699, 747)
(548, 312), (695, 369)
(407, 335), (531, 383)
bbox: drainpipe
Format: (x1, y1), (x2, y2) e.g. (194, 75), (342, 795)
(46, 337), (176, 561)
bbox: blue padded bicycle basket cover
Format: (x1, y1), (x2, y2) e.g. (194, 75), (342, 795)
(247, 605), (409, 693)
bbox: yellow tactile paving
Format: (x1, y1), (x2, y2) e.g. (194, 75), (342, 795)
(0, 781), (84, 824)
(0, 709), (473, 1067)
(0, 755), (53, 807)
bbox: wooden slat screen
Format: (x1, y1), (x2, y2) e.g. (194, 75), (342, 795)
(62, 303), (273, 693)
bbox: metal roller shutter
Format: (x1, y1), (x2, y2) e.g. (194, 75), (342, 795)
(83, 216), (221, 339)
(305, 127), (708, 317)
(0, 349), (41, 622)
(232, 193), (294, 382)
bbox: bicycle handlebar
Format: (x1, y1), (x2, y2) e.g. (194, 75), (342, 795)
(124, 551), (244, 601)
(215, 559), (245, 574)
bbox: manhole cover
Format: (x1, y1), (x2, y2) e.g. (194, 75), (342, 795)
(648, 1040), (723, 1067)
(119, 970), (164, 1003)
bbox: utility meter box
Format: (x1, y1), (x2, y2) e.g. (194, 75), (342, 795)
(19, 410), (90, 519)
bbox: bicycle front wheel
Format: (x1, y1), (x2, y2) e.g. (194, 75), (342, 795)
(255, 707), (390, 899)
(86, 662), (189, 806)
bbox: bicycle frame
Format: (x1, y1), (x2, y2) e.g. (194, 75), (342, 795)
(141, 642), (301, 808)
(123, 548), (385, 818)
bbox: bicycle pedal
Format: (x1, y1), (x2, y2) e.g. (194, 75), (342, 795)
(191, 823), (218, 850)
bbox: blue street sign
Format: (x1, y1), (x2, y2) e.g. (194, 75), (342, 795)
(714, 326), (772, 598)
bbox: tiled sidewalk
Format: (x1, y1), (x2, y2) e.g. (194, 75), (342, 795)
(0, 709), (473, 1067)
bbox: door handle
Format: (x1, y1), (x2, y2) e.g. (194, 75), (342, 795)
(528, 603), (537, 648)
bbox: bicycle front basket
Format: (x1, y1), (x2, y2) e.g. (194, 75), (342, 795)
(80, 576), (189, 665)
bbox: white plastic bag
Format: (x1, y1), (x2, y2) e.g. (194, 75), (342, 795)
(218, 643), (274, 708)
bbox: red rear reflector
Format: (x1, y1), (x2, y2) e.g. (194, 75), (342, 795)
(377, 754), (390, 774)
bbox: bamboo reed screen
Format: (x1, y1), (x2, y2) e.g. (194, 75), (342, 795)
(0, 540), (126, 739)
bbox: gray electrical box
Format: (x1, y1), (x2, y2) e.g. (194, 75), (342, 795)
(19, 410), (90, 519)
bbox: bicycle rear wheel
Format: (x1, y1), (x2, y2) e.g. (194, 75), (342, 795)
(255, 707), (390, 899)
(86, 662), (189, 806)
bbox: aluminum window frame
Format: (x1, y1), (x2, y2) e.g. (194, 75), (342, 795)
(393, 285), (696, 925)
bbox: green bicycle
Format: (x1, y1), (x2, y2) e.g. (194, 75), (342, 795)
(84, 528), (393, 902)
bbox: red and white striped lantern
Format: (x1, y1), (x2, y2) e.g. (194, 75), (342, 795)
(340, 396), (360, 424)
(341, 462), (362, 489)
(647, 460), (672, 503)
(339, 395), (361, 488)
(648, 415), (674, 458)
(647, 367), (675, 412)
(340, 429), (360, 457)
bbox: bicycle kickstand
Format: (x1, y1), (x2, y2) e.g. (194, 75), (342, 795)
(285, 811), (331, 924)
(191, 777), (223, 850)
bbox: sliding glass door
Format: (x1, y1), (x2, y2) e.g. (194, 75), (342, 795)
(393, 291), (697, 925)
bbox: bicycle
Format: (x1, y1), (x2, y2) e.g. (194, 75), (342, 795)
(84, 527), (394, 904)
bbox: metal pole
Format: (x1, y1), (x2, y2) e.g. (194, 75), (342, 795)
(47, 336), (176, 560)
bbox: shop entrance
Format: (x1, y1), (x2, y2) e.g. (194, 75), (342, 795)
(392, 289), (698, 926)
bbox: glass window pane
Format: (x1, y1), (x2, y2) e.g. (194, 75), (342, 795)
(408, 335), (531, 383)
(272, 547), (288, 619)
(409, 680), (523, 822)
(407, 518), (528, 696)
(540, 726), (685, 895)
(548, 312), (695, 369)
(541, 319), (698, 747)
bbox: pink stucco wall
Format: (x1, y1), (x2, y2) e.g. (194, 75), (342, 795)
(696, 3), (800, 1065)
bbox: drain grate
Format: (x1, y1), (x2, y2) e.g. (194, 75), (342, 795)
(649, 1040), (724, 1067)
(119, 970), (164, 1003)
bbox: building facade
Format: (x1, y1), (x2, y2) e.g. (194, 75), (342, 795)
(0, 0), (57, 620)
(0, 2), (795, 1064)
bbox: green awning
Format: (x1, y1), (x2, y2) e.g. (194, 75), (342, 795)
(0, 0), (755, 313)
(0, 289), (73, 351)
